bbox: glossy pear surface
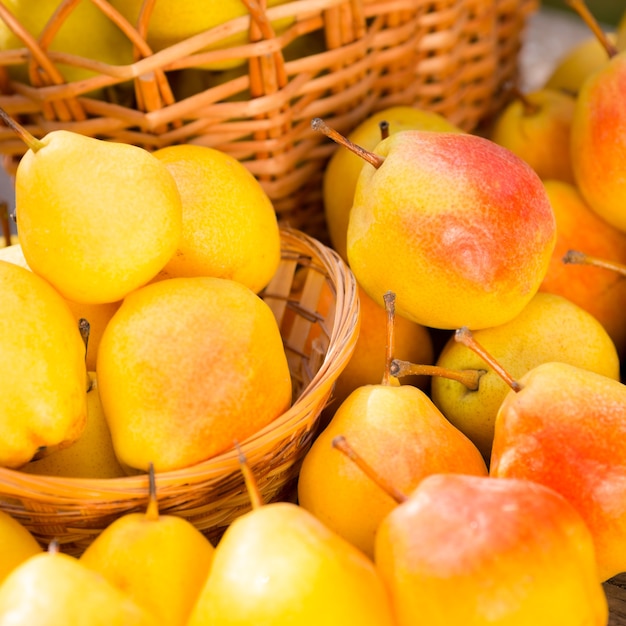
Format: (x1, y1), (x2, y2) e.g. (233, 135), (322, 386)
(187, 502), (396, 626)
(347, 131), (556, 330)
(16, 131), (183, 304)
(491, 361), (626, 582)
(375, 473), (608, 626)
(0, 511), (42, 585)
(298, 383), (487, 559)
(431, 292), (620, 461)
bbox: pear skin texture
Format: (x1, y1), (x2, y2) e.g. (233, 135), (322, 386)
(490, 362), (626, 582)
(430, 291), (620, 462)
(570, 52), (626, 233)
(323, 106), (463, 261)
(80, 507), (215, 626)
(346, 131), (556, 330)
(16, 131), (183, 304)
(374, 474), (608, 626)
(539, 179), (626, 357)
(153, 144), (281, 294)
(19, 372), (127, 479)
(187, 502), (396, 626)
(0, 261), (87, 469)
(97, 276), (292, 472)
(0, 551), (159, 626)
(298, 384), (487, 559)
(0, 511), (42, 585)
(489, 88), (576, 184)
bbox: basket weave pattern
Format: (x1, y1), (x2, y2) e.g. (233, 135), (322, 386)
(0, 0), (538, 240)
(0, 228), (360, 556)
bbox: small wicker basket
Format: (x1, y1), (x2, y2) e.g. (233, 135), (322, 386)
(0, 0), (538, 241)
(0, 228), (360, 556)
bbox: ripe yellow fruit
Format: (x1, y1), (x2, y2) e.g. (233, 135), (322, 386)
(153, 144), (281, 294)
(0, 511), (42, 585)
(97, 276), (293, 472)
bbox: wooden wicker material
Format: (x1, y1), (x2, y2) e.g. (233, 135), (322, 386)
(0, 228), (360, 556)
(0, 0), (537, 240)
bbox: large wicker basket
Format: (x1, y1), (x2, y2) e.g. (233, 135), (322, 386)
(0, 228), (360, 556)
(0, 0), (537, 241)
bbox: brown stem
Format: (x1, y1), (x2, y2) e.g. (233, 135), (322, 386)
(510, 85), (540, 116)
(145, 462), (160, 521)
(390, 359), (485, 391)
(563, 249), (626, 277)
(379, 120), (390, 140)
(564, 0), (619, 58)
(454, 326), (522, 392)
(311, 117), (385, 169)
(382, 291), (396, 386)
(1, 201), (11, 247)
(236, 441), (263, 510)
(0, 106), (45, 152)
(332, 435), (408, 504)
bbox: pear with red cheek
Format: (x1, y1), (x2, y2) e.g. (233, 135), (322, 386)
(567, 0), (626, 232)
(311, 119), (556, 330)
(374, 472), (608, 626)
(455, 326), (626, 583)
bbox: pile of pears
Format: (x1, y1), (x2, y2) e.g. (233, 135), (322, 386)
(3, 0), (626, 624)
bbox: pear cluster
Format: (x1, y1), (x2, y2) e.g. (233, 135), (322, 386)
(3, 2), (626, 625)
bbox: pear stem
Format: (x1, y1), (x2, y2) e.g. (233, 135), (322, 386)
(332, 435), (408, 504)
(390, 359), (485, 391)
(48, 538), (60, 555)
(382, 291), (396, 386)
(0, 106), (46, 153)
(563, 0), (619, 58)
(454, 326), (522, 392)
(379, 120), (390, 140)
(1, 201), (10, 247)
(311, 117), (385, 169)
(562, 249), (626, 277)
(235, 441), (264, 510)
(78, 318), (90, 365)
(511, 85), (540, 116)
(145, 462), (160, 521)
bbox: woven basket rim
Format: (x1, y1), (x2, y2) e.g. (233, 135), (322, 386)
(0, 226), (360, 500)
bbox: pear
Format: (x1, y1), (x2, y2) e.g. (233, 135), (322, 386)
(322, 106), (463, 261)
(0, 107), (182, 304)
(374, 473), (608, 626)
(187, 450), (396, 626)
(567, 0), (626, 232)
(297, 292), (487, 559)
(0, 510), (42, 585)
(0, 544), (158, 626)
(20, 372), (127, 479)
(489, 87), (576, 184)
(152, 144), (281, 294)
(0, 260), (87, 468)
(312, 118), (556, 330)
(80, 466), (215, 626)
(430, 291), (621, 461)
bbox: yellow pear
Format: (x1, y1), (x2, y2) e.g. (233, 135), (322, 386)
(0, 260), (87, 468)
(430, 292), (620, 462)
(187, 501), (396, 626)
(323, 106), (463, 261)
(0, 0), (132, 93)
(152, 144), (281, 293)
(108, 0), (293, 71)
(97, 276), (292, 472)
(0, 546), (158, 626)
(0, 107), (182, 304)
(19, 372), (126, 479)
(0, 510), (42, 585)
(298, 292), (487, 559)
(489, 88), (576, 183)
(80, 468), (215, 626)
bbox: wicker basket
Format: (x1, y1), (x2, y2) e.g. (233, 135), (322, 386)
(0, 0), (538, 241)
(0, 228), (360, 556)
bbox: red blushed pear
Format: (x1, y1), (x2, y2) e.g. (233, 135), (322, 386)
(373, 472), (608, 626)
(566, 0), (626, 233)
(311, 118), (556, 330)
(456, 326), (626, 582)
